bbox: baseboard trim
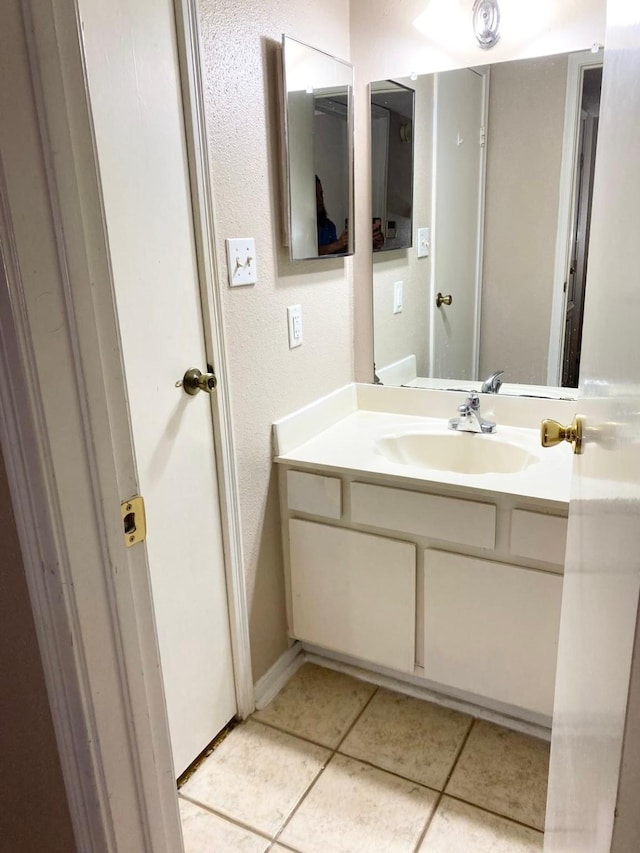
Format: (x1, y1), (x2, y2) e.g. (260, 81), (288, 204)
(302, 646), (552, 742)
(253, 641), (304, 710)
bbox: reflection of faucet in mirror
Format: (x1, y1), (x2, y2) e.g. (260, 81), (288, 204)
(449, 392), (497, 434)
(316, 176), (348, 255)
(481, 370), (504, 394)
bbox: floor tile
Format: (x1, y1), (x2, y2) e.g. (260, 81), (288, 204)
(178, 798), (269, 853)
(180, 720), (329, 836)
(279, 752), (438, 853)
(418, 796), (544, 852)
(253, 663), (376, 748)
(446, 720), (549, 830)
(339, 688), (472, 790)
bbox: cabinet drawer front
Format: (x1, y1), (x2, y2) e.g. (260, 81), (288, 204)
(424, 550), (562, 717)
(350, 482), (496, 549)
(510, 509), (567, 565)
(289, 519), (416, 673)
(287, 470), (342, 519)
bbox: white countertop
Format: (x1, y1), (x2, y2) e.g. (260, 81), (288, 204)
(273, 385), (574, 506)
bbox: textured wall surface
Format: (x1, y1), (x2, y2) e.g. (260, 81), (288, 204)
(197, 0), (353, 679)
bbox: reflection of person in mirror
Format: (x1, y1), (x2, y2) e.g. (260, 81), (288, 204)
(316, 175), (348, 255)
(372, 217), (385, 251)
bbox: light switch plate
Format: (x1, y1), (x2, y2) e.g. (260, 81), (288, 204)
(417, 227), (430, 258)
(226, 237), (257, 286)
(393, 281), (403, 314)
(287, 304), (303, 348)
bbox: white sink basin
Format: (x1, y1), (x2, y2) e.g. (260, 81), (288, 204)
(375, 430), (542, 475)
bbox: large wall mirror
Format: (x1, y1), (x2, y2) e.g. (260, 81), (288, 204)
(371, 50), (603, 395)
(282, 35), (354, 260)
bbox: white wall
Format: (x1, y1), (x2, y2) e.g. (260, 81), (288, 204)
(197, 0), (353, 679)
(351, 0), (606, 381)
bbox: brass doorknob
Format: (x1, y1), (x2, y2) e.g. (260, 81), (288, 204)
(541, 416), (584, 455)
(436, 292), (453, 308)
(181, 367), (217, 396)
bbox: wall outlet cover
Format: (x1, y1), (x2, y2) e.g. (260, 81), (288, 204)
(287, 304), (303, 348)
(393, 281), (403, 314)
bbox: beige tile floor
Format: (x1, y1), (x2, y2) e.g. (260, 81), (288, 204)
(178, 663), (548, 852)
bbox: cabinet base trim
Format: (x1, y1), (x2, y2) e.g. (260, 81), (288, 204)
(301, 644), (552, 741)
(253, 641), (304, 710)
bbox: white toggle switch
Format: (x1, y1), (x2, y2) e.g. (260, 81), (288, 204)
(287, 305), (303, 348)
(226, 237), (257, 286)
(393, 281), (403, 314)
(417, 227), (430, 258)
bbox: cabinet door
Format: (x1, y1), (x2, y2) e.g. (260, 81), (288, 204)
(424, 550), (562, 717)
(289, 520), (416, 672)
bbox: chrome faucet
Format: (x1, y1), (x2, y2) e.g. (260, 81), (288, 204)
(449, 391), (496, 434)
(480, 370), (504, 394)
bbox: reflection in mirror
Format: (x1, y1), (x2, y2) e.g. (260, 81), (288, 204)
(370, 81), (415, 252)
(371, 50), (603, 395)
(281, 36), (354, 260)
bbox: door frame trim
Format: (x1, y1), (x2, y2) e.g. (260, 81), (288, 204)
(0, 0), (252, 848)
(547, 49), (603, 386)
(173, 0), (254, 719)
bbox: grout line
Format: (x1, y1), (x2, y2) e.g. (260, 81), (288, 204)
(268, 752), (335, 847)
(411, 718), (476, 853)
(251, 717), (338, 751)
(177, 792), (273, 842)
(334, 684), (379, 750)
(269, 687), (380, 848)
(442, 792), (546, 835)
(332, 749), (442, 795)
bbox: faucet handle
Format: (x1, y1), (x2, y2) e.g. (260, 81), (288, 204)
(458, 391), (480, 413)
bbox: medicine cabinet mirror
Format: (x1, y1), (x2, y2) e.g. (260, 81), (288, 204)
(281, 35), (354, 260)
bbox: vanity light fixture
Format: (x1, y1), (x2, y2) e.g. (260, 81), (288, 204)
(472, 0), (500, 50)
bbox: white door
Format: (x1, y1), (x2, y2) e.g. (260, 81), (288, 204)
(78, 0), (236, 776)
(430, 68), (485, 380)
(545, 6), (640, 851)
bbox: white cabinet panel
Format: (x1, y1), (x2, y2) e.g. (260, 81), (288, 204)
(424, 550), (562, 716)
(351, 482), (496, 549)
(287, 470), (342, 519)
(510, 509), (567, 566)
(289, 519), (416, 672)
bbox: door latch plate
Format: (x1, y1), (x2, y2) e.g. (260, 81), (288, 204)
(121, 496), (146, 547)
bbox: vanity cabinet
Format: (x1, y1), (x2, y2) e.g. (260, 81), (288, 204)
(289, 519), (416, 672)
(280, 466), (567, 723)
(423, 550), (562, 717)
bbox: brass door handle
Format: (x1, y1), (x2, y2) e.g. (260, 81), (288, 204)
(541, 416), (584, 455)
(436, 292), (453, 307)
(181, 367), (217, 396)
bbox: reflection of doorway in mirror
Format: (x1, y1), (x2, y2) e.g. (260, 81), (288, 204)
(548, 50), (603, 387)
(561, 66), (602, 387)
(430, 67), (487, 380)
